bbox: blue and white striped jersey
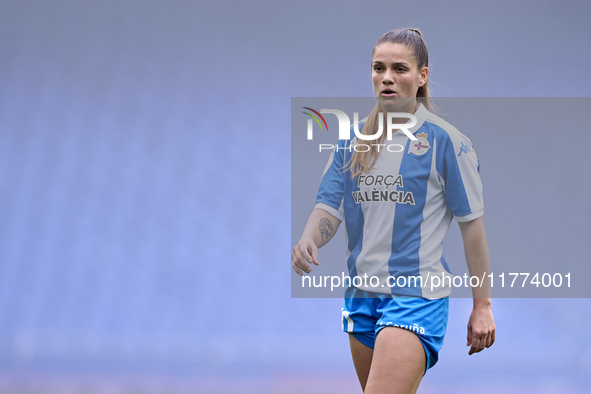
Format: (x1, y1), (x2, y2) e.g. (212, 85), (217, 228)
(315, 104), (483, 298)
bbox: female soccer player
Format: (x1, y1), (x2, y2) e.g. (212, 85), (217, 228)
(292, 28), (495, 393)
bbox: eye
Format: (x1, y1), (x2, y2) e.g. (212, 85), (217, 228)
(373, 65), (383, 72)
(396, 67), (407, 72)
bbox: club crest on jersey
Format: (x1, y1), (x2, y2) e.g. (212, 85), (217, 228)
(408, 133), (430, 156)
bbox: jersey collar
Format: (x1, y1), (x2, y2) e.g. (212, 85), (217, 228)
(408, 103), (428, 135)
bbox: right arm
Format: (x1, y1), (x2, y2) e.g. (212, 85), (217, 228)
(291, 208), (341, 276)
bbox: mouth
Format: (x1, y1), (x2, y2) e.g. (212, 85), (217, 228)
(380, 89), (396, 97)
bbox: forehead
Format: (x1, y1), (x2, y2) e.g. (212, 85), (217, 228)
(372, 42), (416, 65)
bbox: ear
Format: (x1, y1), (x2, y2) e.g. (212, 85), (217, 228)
(418, 67), (428, 87)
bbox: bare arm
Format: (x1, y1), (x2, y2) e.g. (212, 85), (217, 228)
(458, 216), (496, 355)
(291, 208), (342, 276)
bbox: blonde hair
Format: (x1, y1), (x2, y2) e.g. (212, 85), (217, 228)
(347, 28), (431, 178)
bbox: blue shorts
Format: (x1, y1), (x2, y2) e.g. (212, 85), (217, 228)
(342, 287), (449, 372)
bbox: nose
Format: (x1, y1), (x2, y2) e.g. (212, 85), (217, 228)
(382, 68), (394, 84)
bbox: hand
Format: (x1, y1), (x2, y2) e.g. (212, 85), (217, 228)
(466, 303), (495, 355)
(291, 238), (319, 276)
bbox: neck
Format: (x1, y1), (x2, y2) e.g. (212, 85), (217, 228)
(380, 97), (419, 114)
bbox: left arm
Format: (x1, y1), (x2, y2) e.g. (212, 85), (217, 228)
(458, 216), (496, 355)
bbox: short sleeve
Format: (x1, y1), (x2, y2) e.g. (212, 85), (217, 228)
(314, 141), (347, 222)
(438, 133), (484, 222)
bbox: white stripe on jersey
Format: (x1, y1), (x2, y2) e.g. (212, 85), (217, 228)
(419, 137), (455, 298)
(355, 137), (406, 291)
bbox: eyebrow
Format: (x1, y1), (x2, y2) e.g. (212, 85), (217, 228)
(372, 61), (411, 67)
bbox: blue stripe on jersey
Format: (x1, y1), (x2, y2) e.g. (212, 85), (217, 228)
(341, 127), (363, 281)
(388, 132), (435, 296)
(315, 140), (346, 213)
(345, 188), (363, 280)
(430, 122), (473, 217)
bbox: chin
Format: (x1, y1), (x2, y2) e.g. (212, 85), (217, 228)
(379, 96), (415, 112)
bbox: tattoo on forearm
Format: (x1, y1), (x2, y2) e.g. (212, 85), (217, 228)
(319, 218), (334, 243)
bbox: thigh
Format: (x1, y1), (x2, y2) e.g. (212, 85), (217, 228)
(364, 327), (426, 394)
(348, 334), (373, 392)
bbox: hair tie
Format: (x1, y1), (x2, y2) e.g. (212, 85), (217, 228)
(408, 28), (422, 37)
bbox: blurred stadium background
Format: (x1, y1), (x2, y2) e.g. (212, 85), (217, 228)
(0, 0), (590, 392)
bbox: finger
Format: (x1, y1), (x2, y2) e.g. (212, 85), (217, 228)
(473, 330), (490, 353)
(293, 247), (312, 274)
(291, 251), (303, 276)
(485, 330), (493, 348)
(482, 332), (490, 349)
(467, 326), (481, 355)
(468, 337), (480, 355)
(466, 324), (472, 347)
(491, 328), (496, 346)
(295, 259), (312, 274)
(311, 246), (320, 266)
(292, 263), (303, 276)
(477, 333), (487, 351)
(301, 247), (315, 267)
